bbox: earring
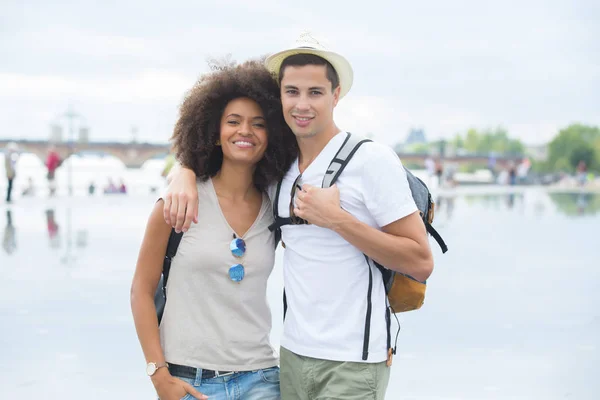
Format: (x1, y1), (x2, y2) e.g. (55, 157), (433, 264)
(215, 139), (221, 146)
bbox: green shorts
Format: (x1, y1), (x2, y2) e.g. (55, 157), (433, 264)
(279, 346), (391, 400)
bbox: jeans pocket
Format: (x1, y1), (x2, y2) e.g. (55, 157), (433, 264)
(259, 366), (280, 384)
(169, 375), (195, 400)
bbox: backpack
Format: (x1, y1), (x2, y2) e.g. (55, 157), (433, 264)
(269, 132), (448, 360)
(154, 229), (184, 324)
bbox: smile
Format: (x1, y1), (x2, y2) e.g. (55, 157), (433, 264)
(293, 116), (314, 127)
(233, 141), (255, 148)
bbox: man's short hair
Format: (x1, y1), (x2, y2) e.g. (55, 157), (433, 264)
(279, 54), (340, 92)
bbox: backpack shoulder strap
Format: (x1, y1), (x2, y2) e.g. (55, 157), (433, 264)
(166, 228), (184, 259)
(322, 132), (373, 188)
(163, 229), (184, 289)
(272, 179), (283, 219)
(425, 222), (448, 253)
(267, 179), (291, 236)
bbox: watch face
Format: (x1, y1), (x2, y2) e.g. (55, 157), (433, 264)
(146, 363), (157, 376)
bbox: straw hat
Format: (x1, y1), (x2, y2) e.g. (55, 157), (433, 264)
(265, 31), (354, 99)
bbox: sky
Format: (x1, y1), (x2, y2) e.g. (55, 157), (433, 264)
(1, 0), (598, 147)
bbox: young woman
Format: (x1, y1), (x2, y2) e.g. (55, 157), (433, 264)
(130, 60), (297, 400)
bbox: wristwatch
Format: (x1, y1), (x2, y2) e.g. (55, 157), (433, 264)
(146, 362), (168, 376)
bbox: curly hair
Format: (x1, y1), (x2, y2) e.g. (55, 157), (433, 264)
(171, 59), (298, 191)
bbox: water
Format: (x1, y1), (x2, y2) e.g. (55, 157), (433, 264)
(1, 160), (599, 399)
(1, 152), (168, 196)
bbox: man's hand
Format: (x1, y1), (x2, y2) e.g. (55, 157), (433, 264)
(293, 184), (346, 229)
(163, 167), (199, 233)
(152, 369), (207, 400)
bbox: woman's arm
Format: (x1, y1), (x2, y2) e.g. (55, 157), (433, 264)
(130, 200), (207, 400)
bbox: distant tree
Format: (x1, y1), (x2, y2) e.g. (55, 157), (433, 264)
(404, 142), (430, 154)
(463, 129), (479, 153)
(569, 145), (596, 170)
(451, 134), (464, 150)
(506, 139), (525, 155)
(547, 124), (600, 172)
(452, 127), (524, 155)
(594, 137), (600, 165)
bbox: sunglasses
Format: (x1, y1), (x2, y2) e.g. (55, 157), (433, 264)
(229, 235), (246, 282)
(289, 174), (310, 226)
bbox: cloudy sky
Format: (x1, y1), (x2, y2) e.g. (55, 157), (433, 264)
(1, 0), (598, 147)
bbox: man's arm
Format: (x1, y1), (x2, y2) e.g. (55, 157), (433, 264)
(334, 208), (433, 282)
(293, 185), (433, 282)
(162, 166), (199, 232)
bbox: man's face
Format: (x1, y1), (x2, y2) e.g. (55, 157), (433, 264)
(280, 64), (340, 139)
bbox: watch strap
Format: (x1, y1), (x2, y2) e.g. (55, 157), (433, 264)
(147, 361), (169, 376)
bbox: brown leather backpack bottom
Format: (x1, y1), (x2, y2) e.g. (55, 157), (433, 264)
(388, 274), (426, 313)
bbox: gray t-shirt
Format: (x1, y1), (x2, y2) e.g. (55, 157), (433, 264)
(160, 179), (278, 371)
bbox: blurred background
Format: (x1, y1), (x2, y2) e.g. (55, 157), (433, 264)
(1, 1), (598, 399)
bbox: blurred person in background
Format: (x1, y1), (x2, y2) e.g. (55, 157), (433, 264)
(45, 209), (60, 248)
(3, 210), (16, 255)
(46, 145), (62, 196)
(21, 177), (36, 197)
(576, 160), (587, 187)
(4, 142), (19, 203)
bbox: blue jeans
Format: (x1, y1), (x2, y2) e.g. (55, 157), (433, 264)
(173, 366), (280, 400)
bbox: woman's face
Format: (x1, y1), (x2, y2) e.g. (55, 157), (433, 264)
(219, 97), (268, 167)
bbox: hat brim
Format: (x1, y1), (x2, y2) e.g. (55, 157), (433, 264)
(265, 48), (353, 99)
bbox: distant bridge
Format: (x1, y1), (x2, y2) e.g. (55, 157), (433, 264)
(0, 139), (171, 168)
(0, 139), (522, 169)
(397, 153), (523, 169)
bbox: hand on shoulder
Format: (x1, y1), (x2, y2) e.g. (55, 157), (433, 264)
(163, 167), (199, 233)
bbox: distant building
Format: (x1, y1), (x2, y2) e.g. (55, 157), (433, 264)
(405, 128), (427, 146)
(49, 124), (90, 143)
(50, 124), (63, 143)
(78, 127), (90, 143)
(396, 128), (430, 154)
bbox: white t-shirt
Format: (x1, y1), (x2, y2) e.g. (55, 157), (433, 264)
(271, 131), (418, 363)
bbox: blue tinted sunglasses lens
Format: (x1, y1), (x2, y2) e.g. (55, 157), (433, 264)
(229, 264), (245, 282)
(230, 238), (246, 257)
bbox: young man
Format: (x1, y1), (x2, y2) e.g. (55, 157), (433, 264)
(163, 33), (434, 399)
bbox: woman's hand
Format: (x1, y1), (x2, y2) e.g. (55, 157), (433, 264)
(153, 369), (207, 400)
